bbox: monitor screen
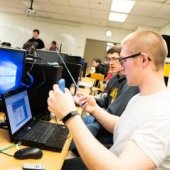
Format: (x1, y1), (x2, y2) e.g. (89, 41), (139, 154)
(0, 47), (25, 95)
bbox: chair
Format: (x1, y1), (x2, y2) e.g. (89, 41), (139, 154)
(90, 73), (105, 95)
(163, 63), (170, 86)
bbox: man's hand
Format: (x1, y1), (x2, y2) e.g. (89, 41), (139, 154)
(79, 95), (98, 114)
(48, 84), (77, 120)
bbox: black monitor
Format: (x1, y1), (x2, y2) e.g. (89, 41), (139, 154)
(24, 62), (63, 120)
(36, 49), (61, 64)
(64, 55), (83, 64)
(0, 47), (25, 95)
(61, 63), (82, 89)
(162, 34), (170, 58)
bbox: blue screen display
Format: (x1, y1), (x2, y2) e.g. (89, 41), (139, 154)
(0, 47), (25, 95)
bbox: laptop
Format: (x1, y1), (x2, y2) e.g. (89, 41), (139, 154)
(2, 87), (69, 152)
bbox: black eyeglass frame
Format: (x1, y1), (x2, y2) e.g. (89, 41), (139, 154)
(119, 52), (152, 65)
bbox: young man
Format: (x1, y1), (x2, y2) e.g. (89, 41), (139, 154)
(26, 29), (45, 49)
(75, 45), (139, 146)
(48, 31), (170, 170)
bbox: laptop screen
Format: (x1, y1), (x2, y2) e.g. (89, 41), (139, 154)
(4, 89), (32, 135)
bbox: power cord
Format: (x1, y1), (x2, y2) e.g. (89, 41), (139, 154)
(0, 142), (21, 157)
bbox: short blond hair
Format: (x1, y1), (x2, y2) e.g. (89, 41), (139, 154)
(122, 30), (168, 71)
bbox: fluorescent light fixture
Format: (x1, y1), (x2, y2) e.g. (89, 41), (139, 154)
(111, 0), (136, 13)
(106, 30), (112, 37)
(109, 12), (127, 22)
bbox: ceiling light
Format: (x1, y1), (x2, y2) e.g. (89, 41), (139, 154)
(109, 12), (128, 22)
(106, 30), (112, 37)
(111, 0), (136, 13)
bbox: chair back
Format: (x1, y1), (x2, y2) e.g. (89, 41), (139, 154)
(90, 73), (104, 81)
(90, 73), (105, 95)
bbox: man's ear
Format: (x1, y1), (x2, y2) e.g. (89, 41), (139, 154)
(141, 53), (150, 65)
(141, 53), (150, 67)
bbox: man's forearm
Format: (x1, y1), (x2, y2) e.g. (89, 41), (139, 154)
(65, 115), (121, 170)
(91, 105), (119, 133)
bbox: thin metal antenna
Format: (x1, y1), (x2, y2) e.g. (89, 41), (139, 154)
(56, 50), (79, 90)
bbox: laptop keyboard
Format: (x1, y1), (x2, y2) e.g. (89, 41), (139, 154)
(23, 121), (56, 144)
(16, 120), (69, 151)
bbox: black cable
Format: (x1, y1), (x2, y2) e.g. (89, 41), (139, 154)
(0, 151), (14, 157)
(0, 142), (21, 157)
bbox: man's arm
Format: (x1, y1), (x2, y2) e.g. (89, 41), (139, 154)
(79, 95), (118, 133)
(65, 116), (156, 170)
(48, 85), (156, 170)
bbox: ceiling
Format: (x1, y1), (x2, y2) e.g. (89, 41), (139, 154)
(1, 0), (170, 31)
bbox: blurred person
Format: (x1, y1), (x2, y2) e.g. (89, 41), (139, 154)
(26, 29), (45, 49)
(49, 40), (59, 51)
(1, 42), (11, 47)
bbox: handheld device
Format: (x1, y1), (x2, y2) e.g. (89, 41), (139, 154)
(22, 163), (45, 170)
(58, 79), (65, 92)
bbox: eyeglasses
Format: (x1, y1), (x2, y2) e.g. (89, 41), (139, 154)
(119, 52), (141, 65)
(119, 52), (152, 65)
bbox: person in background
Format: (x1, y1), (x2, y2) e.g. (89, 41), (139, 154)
(92, 58), (107, 76)
(87, 58), (108, 88)
(87, 58), (107, 77)
(26, 29), (45, 49)
(22, 41), (32, 51)
(48, 30), (170, 170)
(49, 40), (59, 51)
(1, 42), (11, 47)
(104, 65), (114, 82)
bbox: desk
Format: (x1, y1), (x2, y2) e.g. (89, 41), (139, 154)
(79, 77), (95, 87)
(0, 112), (71, 170)
(0, 83), (91, 170)
(78, 77), (96, 95)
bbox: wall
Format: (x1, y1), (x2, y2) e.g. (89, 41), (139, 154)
(0, 12), (132, 57)
(84, 39), (108, 66)
(161, 24), (170, 35)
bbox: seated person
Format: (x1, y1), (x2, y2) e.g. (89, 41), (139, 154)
(87, 58), (108, 77)
(48, 30), (170, 170)
(72, 46), (139, 149)
(104, 65), (114, 82)
(49, 40), (59, 51)
(1, 42), (11, 47)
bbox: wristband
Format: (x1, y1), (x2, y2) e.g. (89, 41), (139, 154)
(62, 111), (79, 123)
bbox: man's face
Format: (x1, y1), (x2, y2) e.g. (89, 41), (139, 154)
(51, 43), (56, 48)
(107, 52), (124, 75)
(120, 44), (141, 86)
(33, 31), (39, 39)
(92, 60), (99, 67)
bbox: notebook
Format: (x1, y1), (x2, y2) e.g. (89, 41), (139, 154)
(2, 88), (69, 152)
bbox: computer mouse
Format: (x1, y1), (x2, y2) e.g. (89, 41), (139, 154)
(14, 147), (43, 159)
